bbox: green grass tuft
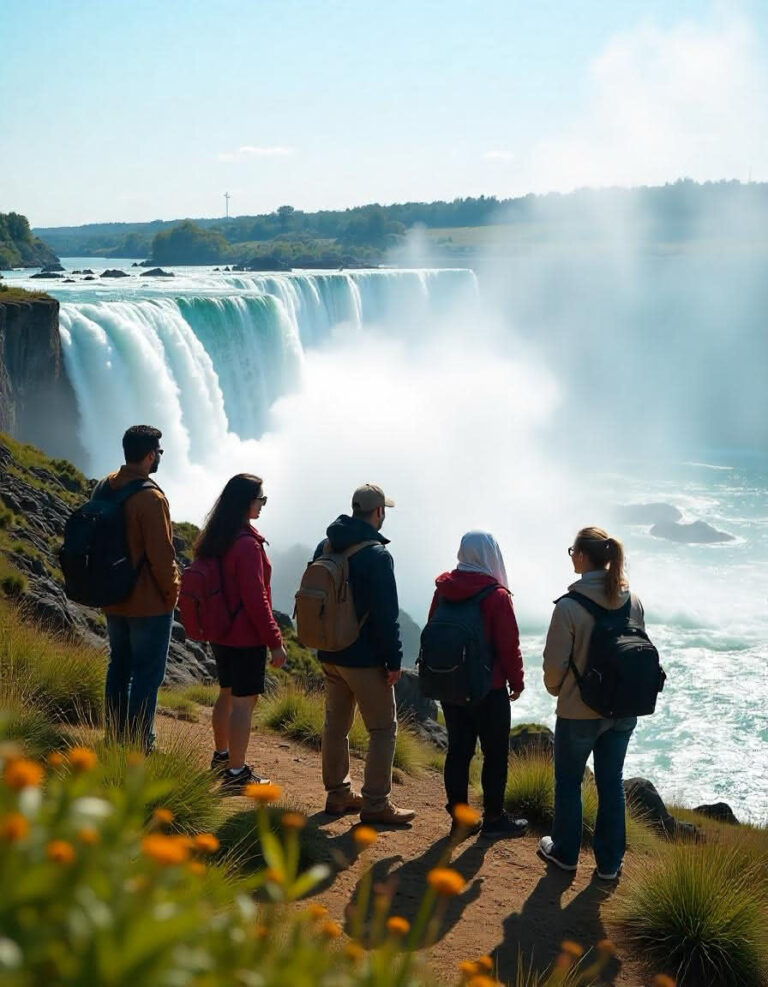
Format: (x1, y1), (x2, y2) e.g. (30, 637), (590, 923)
(612, 843), (768, 986)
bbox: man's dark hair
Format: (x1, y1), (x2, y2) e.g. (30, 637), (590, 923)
(122, 425), (162, 464)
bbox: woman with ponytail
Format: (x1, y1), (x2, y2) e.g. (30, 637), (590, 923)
(539, 526), (645, 880)
(194, 474), (287, 793)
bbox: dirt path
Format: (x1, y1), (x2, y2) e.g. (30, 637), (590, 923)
(157, 710), (648, 986)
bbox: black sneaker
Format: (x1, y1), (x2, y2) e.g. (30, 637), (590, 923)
(481, 813), (528, 838)
(219, 765), (271, 794)
(210, 751), (229, 775)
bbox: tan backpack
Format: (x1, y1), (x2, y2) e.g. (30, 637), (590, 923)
(294, 539), (379, 651)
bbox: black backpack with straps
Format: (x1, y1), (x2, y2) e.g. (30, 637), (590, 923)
(59, 477), (156, 608)
(560, 591), (666, 718)
(417, 584), (499, 706)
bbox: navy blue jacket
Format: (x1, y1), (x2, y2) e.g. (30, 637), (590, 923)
(313, 515), (403, 670)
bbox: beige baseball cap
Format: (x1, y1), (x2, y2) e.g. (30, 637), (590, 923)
(352, 483), (395, 512)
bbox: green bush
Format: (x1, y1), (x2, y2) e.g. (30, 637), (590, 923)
(0, 557), (27, 597)
(612, 843), (768, 985)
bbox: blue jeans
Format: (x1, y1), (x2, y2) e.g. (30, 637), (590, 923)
(552, 716), (636, 873)
(105, 613), (173, 751)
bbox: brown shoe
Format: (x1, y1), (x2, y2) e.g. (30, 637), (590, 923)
(360, 801), (416, 826)
(325, 791), (364, 816)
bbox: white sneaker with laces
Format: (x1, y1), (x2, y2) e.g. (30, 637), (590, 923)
(537, 836), (578, 872)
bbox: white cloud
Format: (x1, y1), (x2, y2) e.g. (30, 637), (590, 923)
(238, 145), (294, 157)
(519, 17), (768, 192)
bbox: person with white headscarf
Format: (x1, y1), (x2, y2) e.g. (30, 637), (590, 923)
(426, 531), (527, 839)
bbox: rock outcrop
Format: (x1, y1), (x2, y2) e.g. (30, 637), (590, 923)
(650, 520), (735, 544)
(0, 296), (85, 466)
(623, 777), (700, 839)
(101, 269), (129, 278)
(693, 801), (740, 825)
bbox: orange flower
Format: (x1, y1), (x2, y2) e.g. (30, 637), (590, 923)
(77, 827), (100, 845)
(306, 903), (328, 920)
(253, 923), (269, 940)
(244, 782), (282, 803)
(353, 825), (377, 848)
(345, 942), (365, 961)
(187, 861), (206, 876)
(47, 751), (66, 769)
(476, 956), (493, 972)
(47, 840), (75, 864)
(0, 812), (29, 842)
(597, 939), (616, 956)
(427, 867), (465, 896)
(192, 833), (220, 854)
(141, 833), (189, 866)
(67, 746), (97, 772)
(467, 976), (498, 987)
(3, 758), (44, 790)
(386, 915), (410, 936)
(452, 803), (481, 828)
(560, 941), (583, 958)
(320, 920), (342, 939)
(653, 977), (677, 987)
(459, 960), (479, 978)
(555, 953), (574, 971)
(281, 811), (306, 830)
(152, 807), (174, 826)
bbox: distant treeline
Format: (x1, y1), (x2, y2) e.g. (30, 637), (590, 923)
(32, 179), (768, 262)
(0, 213), (59, 269)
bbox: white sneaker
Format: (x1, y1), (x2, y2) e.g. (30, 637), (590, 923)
(537, 836), (578, 872)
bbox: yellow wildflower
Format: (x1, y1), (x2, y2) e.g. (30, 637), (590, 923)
(152, 807), (174, 826)
(187, 861), (206, 876)
(67, 746), (97, 772)
(47, 840), (75, 864)
(459, 960), (478, 978)
(192, 833), (220, 854)
(141, 833), (189, 866)
(345, 942), (365, 961)
(452, 803), (481, 828)
(321, 920), (342, 939)
(653, 977), (677, 987)
(476, 956), (493, 972)
(353, 825), (377, 848)
(244, 782), (282, 803)
(47, 751), (66, 769)
(0, 812), (29, 842)
(306, 903), (328, 920)
(427, 867), (465, 896)
(77, 827), (100, 845)
(3, 758), (44, 790)
(386, 915), (410, 936)
(281, 811), (306, 830)
(560, 940), (583, 958)
(467, 976), (498, 987)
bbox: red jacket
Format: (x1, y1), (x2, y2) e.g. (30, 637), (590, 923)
(212, 526), (282, 650)
(428, 570), (524, 693)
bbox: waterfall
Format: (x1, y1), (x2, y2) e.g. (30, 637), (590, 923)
(57, 269), (478, 475)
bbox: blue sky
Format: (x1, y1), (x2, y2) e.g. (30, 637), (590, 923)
(1, 0), (766, 226)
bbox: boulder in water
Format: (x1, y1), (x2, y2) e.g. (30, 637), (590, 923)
(82, 269), (94, 275)
(693, 801), (740, 825)
(140, 267), (174, 277)
(650, 519), (735, 544)
(83, 275), (96, 281)
(41, 262), (64, 273)
(616, 502), (683, 525)
(63, 278), (76, 283)
(101, 269), (129, 278)
(30, 271), (62, 279)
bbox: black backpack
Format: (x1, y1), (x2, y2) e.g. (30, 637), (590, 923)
(560, 591), (666, 718)
(417, 585), (498, 706)
(59, 478), (156, 608)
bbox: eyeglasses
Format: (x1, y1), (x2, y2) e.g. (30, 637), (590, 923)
(568, 546), (578, 557)
(257, 496), (268, 505)
(155, 448), (164, 456)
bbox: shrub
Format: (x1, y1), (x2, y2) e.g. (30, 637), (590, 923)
(94, 738), (221, 833)
(611, 843), (768, 985)
(0, 599), (104, 724)
(0, 677), (65, 756)
(0, 557), (27, 597)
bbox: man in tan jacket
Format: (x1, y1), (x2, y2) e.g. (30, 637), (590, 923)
(103, 425), (179, 751)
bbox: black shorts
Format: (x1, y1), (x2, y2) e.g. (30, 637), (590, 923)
(211, 644), (267, 697)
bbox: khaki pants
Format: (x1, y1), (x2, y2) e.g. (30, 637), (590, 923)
(321, 663), (397, 813)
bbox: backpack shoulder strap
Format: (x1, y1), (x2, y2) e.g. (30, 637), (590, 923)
(343, 540), (380, 559)
(559, 590), (609, 621)
(471, 583), (502, 604)
(103, 477), (157, 506)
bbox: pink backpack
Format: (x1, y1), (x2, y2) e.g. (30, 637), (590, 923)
(179, 554), (240, 643)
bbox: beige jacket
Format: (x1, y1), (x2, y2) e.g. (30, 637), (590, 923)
(102, 465), (180, 617)
(542, 570), (645, 719)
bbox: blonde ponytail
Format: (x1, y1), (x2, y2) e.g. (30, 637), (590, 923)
(574, 526), (627, 605)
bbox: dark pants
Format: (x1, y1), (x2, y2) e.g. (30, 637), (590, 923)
(442, 687), (511, 818)
(552, 716), (637, 873)
(105, 613), (173, 751)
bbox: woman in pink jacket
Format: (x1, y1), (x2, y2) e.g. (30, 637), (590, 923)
(428, 531), (528, 839)
(194, 473), (286, 793)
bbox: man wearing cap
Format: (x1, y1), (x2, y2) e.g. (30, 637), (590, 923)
(314, 484), (415, 826)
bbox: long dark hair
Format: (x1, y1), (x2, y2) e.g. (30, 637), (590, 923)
(194, 474), (263, 558)
(574, 525), (627, 605)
